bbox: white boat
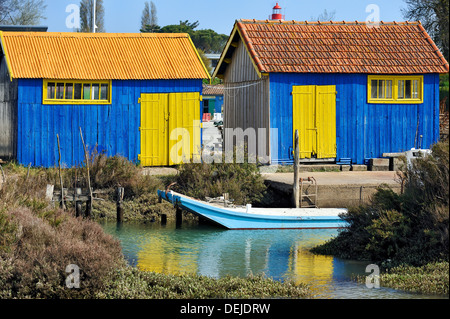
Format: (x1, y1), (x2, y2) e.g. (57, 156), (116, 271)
(158, 190), (348, 230)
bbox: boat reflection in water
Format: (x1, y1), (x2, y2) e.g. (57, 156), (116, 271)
(104, 222), (440, 299)
(118, 222), (342, 296)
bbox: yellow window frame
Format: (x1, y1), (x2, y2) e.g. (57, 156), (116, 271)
(367, 75), (423, 104)
(43, 80), (112, 104)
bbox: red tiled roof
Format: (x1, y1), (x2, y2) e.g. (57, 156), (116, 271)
(234, 20), (449, 74)
(203, 84), (224, 95)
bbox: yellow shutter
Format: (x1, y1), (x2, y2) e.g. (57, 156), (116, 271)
(139, 93), (169, 166)
(139, 92), (201, 166)
(168, 92), (201, 165)
(293, 85), (316, 158)
(316, 86), (337, 158)
(292, 85), (336, 159)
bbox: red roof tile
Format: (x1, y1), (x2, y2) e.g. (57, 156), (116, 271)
(234, 20), (449, 74)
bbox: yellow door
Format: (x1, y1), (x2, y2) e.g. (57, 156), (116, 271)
(292, 85), (336, 159)
(168, 92), (201, 165)
(293, 86), (316, 159)
(139, 93), (169, 166)
(139, 92), (201, 166)
(316, 86), (337, 158)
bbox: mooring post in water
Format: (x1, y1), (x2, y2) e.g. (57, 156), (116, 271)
(176, 208), (182, 226)
(75, 188), (82, 217)
(293, 130), (300, 208)
(116, 187), (124, 223)
(161, 214), (167, 225)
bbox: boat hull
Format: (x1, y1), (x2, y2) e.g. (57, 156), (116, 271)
(158, 190), (348, 230)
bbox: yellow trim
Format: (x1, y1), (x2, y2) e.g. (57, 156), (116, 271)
(367, 75), (424, 104)
(43, 79), (112, 105)
(0, 31), (14, 82)
(187, 35), (211, 83)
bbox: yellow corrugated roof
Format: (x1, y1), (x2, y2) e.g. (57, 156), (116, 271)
(0, 32), (210, 80)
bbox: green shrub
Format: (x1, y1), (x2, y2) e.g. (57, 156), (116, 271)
(173, 161), (267, 206)
(96, 266), (312, 299)
(0, 207), (123, 299)
(312, 141), (449, 266)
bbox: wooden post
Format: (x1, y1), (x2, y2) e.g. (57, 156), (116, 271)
(57, 134), (66, 210)
(75, 188), (82, 217)
(161, 214), (167, 225)
(176, 208), (182, 226)
(25, 163), (31, 181)
(45, 184), (54, 202)
(223, 193), (229, 207)
(0, 163), (6, 185)
(293, 130), (300, 208)
(79, 127), (93, 218)
(116, 187), (124, 223)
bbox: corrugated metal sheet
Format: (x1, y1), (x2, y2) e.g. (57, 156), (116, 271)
(17, 78), (203, 167)
(0, 55), (17, 159)
(269, 73), (440, 164)
(1, 32), (209, 80)
(216, 20), (449, 76)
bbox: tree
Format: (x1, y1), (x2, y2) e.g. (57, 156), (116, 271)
(150, 20), (228, 54)
(0, 0), (46, 25)
(312, 9), (336, 21)
(402, 0), (449, 62)
(140, 1), (159, 33)
(191, 29), (228, 53)
(80, 0), (105, 33)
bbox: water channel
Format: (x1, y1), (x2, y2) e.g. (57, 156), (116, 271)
(101, 221), (444, 299)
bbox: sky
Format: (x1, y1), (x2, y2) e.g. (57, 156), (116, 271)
(43, 0), (409, 35)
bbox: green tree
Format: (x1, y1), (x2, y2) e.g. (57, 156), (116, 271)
(191, 29), (229, 53)
(80, 0), (105, 33)
(0, 0), (46, 25)
(152, 20), (228, 54)
(140, 1), (160, 33)
(402, 0), (449, 62)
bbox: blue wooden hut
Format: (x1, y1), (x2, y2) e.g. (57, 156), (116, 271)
(213, 20), (449, 165)
(0, 31), (210, 167)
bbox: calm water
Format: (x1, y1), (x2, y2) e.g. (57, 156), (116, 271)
(101, 221), (444, 299)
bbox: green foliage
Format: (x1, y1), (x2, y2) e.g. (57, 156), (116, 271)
(440, 73), (449, 112)
(0, 207), (123, 298)
(173, 161), (267, 206)
(143, 19), (228, 54)
(0, 211), (16, 254)
(96, 266), (312, 299)
(354, 261), (449, 295)
(312, 141), (449, 266)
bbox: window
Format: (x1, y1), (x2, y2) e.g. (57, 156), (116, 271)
(368, 75), (423, 104)
(43, 80), (111, 104)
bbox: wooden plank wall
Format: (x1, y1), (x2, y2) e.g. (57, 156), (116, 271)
(0, 55), (18, 160)
(223, 39), (271, 163)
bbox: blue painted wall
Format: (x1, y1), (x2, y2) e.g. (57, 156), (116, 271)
(17, 79), (203, 167)
(269, 73), (440, 164)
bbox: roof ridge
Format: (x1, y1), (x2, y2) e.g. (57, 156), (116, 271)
(1, 32), (190, 38)
(238, 19), (422, 26)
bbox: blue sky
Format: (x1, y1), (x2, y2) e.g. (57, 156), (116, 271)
(43, 0), (409, 35)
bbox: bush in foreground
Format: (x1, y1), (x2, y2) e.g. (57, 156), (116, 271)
(354, 261), (449, 296)
(96, 266), (312, 299)
(312, 141), (449, 266)
(173, 161), (267, 206)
